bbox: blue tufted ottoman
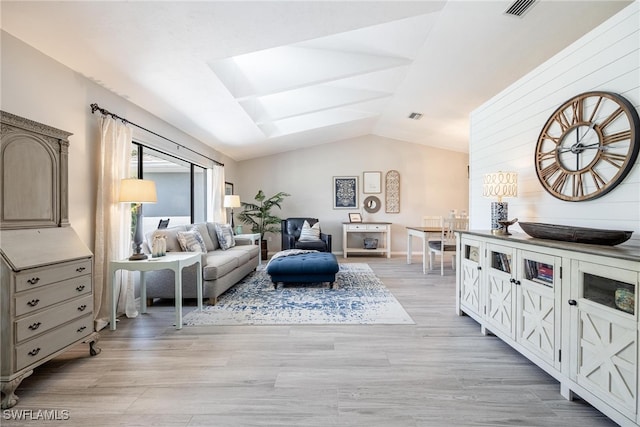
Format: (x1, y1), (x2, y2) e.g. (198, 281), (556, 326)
(266, 252), (340, 288)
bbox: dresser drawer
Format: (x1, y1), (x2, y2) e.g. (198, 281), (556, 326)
(15, 295), (93, 343)
(15, 275), (92, 316)
(366, 224), (388, 231)
(346, 224), (368, 231)
(15, 259), (92, 292)
(15, 315), (94, 371)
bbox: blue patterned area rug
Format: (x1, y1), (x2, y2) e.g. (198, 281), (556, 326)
(182, 263), (414, 325)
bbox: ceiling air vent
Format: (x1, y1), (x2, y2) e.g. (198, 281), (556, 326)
(408, 112), (423, 120)
(504, 0), (537, 17)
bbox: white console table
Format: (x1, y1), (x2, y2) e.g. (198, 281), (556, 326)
(109, 252), (203, 330)
(342, 222), (391, 258)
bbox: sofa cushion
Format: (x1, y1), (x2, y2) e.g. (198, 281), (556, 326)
(295, 239), (327, 251)
(225, 246), (253, 265)
(191, 223), (215, 251)
(214, 223), (236, 250)
(176, 230), (207, 252)
(148, 225), (188, 252)
(201, 252), (240, 280)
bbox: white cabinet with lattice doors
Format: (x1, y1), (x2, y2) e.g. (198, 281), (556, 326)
(456, 230), (640, 426)
(457, 236), (483, 322)
(568, 260), (638, 421)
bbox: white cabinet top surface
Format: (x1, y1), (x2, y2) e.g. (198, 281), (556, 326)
(459, 230), (639, 262)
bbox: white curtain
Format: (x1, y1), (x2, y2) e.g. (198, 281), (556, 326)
(94, 117), (138, 331)
(210, 164), (226, 223)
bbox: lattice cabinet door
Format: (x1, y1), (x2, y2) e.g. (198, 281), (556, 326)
(570, 260), (638, 419)
(459, 237), (482, 318)
(516, 250), (562, 370)
(485, 243), (516, 339)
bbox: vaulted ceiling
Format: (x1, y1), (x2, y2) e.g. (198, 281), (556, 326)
(0, 1), (632, 160)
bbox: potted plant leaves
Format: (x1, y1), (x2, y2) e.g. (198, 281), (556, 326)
(237, 190), (290, 259)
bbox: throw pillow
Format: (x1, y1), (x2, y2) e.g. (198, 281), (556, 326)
(214, 223), (236, 250)
(176, 230), (207, 253)
(191, 223), (215, 251)
(298, 220), (321, 241)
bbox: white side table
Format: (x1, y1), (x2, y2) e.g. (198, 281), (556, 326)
(235, 232), (262, 265)
(109, 252), (203, 330)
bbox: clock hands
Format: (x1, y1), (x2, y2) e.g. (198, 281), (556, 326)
(556, 122), (600, 155)
(556, 142), (603, 154)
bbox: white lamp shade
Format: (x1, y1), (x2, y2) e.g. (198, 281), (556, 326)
(224, 195), (241, 208)
(118, 178), (157, 203)
(482, 171), (518, 202)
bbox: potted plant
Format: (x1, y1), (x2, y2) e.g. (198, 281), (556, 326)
(237, 190), (290, 259)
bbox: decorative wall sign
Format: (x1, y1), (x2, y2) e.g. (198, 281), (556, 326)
(333, 176), (358, 209)
(385, 170), (400, 213)
(348, 212), (362, 223)
(363, 171), (382, 193)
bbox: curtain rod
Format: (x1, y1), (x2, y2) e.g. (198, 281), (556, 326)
(89, 103), (224, 167)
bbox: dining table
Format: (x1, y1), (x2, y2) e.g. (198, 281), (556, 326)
(406, 226), (442, 274)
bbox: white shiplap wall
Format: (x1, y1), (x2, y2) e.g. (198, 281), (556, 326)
(469, 3), (640, 237)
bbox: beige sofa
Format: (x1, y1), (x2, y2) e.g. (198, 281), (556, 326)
(143, 222), (259, 304)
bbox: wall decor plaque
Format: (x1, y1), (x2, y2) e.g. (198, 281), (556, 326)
(385, 170), (400, 213)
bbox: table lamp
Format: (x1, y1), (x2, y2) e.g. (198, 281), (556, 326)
(119, 178), (157, 260)
(483, 171), (517, 235)
(224, 195), (241, 232)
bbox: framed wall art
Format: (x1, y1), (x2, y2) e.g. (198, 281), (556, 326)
(348, 213), (362, 223)
(333, 176), (358, 209)
(363, 171), (382, 194)
(225, 182), (234, 196)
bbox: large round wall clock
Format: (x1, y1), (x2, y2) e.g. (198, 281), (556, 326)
(535, 91), (639, 201)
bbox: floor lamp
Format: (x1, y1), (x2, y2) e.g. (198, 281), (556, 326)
(119, 178), (157, 260)
(224, 195), (241, 233)
(483, 171), (517, 235)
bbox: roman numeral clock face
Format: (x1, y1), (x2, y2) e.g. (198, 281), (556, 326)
(535, 91), (639, 201)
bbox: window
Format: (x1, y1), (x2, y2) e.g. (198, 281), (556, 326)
(131, 144), (211, 237)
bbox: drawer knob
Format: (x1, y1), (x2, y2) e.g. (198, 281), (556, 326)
(28, 322), (42, 330)
(28, 348), (41, 357)
(76, 266), (86, 273)
(76, 285), (86, 292)
(27, 277), (40, 285)
(568, 299), (577, 306)
(77, 326), (87, 333)
(27, 299), (40, 307)
(78, 304), (87, 311)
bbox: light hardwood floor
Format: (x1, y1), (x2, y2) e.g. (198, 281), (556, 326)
(5, 256), (616, 426)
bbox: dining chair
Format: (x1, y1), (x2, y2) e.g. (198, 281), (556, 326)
(422, 216), (443, 242)
(428, 217), (469, 275)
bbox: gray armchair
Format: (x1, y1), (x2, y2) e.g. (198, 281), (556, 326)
(281, 218), (332, 252)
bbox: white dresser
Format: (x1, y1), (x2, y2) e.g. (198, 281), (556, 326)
(0, 111), (100, 409)
(342, 222), (392, 258)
